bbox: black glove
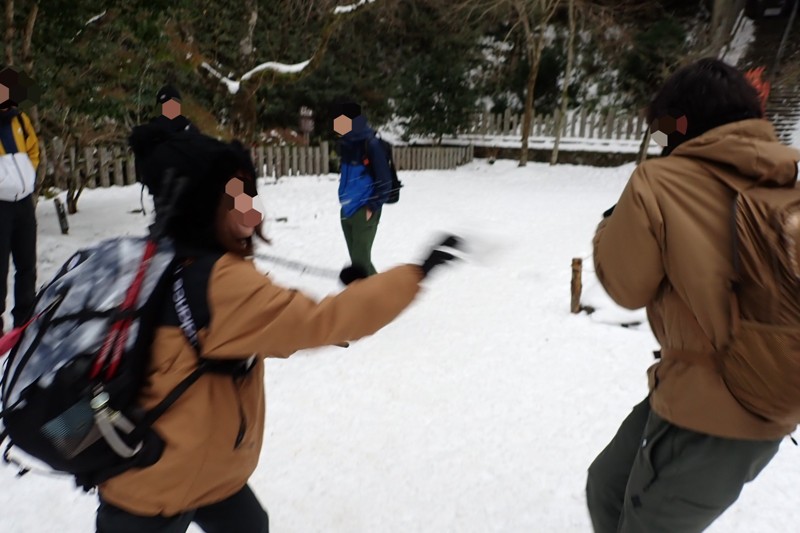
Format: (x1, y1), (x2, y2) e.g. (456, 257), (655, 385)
(420, 235), (463, 277)
(339, 264), (369, 285)
(603, 205), (616, 218)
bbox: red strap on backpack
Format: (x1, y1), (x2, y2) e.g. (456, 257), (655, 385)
(0, 294), (66, 358)
(89, 239), (159, 381)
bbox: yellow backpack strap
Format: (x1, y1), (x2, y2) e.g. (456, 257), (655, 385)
(17, 113), (30, 143)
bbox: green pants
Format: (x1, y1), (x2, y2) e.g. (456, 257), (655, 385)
(586, 397), (781, 533)
(341, 206), (381, 276)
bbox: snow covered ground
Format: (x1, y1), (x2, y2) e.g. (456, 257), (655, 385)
(2, 159), (799, 532)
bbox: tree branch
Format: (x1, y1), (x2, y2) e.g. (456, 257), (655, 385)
(22, 2), (37, 73)
(333, 0), (376, 15)
(190, 0), (363, 94)
(5, 0), (14, 66)
(240, 0), (258, 58)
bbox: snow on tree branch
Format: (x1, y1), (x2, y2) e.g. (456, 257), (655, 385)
(197, 1), (372, 95)
(241, 60), (311, 81)
(201, 59), (312, 94)
(333, 0), (377, 15)
(200, 62), (241, 94)
(71, 10), (108, 42)
(85, 10), (107, 26)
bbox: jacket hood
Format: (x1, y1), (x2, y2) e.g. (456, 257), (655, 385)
(342, 121), (375, 143)
(0, 107), (21, 124)
(671, 119), (799, 187)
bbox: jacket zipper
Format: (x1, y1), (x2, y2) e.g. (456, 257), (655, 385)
(11, 156), (27, 200)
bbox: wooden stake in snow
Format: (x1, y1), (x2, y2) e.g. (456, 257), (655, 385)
(571, 257), (582, 314)
(54, 198), (69, 235)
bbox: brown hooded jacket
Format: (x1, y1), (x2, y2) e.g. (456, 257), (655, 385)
(594, 119), (800, 440)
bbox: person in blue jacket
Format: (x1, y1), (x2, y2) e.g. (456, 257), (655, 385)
(333, 102), (392, 277)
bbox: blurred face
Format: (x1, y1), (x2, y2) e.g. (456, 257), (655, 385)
(0, 83), (9, 105)
(220, 177), (263, 242)
(162, 99), (181, 119)
(333, 114), (352, 135)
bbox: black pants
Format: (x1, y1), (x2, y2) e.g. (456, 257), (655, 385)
(586, 396), (781, 533)
(0, 195), (37, 332)
(96, 484), (269, 533)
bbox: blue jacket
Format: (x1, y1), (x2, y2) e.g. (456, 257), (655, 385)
(337, 123), (392, 218)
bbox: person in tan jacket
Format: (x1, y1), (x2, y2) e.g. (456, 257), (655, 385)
(96, 131), (462, 533)
(586, 58), (800, 532)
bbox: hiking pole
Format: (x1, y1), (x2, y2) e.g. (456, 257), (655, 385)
(253, 252), (341, 280)
(91, 170), (188, 381)
(251, 252), (350, 348)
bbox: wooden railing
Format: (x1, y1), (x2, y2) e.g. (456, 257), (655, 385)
(465, 108), (648, 140)
(392, 145), (474, 170)
(40, 140), (475, 189)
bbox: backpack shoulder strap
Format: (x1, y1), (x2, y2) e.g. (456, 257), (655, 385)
(363, 133), (378, 166)
(138, 262), (206, 428)
(16, 113), (30, 144)
(172, 261), (201, 352)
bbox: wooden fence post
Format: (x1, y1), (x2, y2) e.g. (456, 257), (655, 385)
(579, 108), (588, 138)
(298, 146), (307, 175)
(50, 138), (64, 189)
(280, 147), (290, 177)
(605, 109), (615, 140)
(321, 141), (330, 174)
(314, 146), (328, 176)
(571, 258), (583, 313)
(266, 146), (275, 178)
(98, 147), (111, 187)
(113, 146), (124, 186)
(256, 146), (265, 178)
(126, 149), (136, 185)
(291, 146), (299, 176)
(84, 147), (96, 188)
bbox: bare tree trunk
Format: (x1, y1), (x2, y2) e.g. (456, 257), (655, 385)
(514, 0), (560, 167)
(4, 0), (14, 66)
(519, 46), (541, 167)
(233, 0), (259, 140)
(240, 0), (258, 58)
(22, 3), (44, 200)
(551, 0), (575, 165)
(21, 2), (35, 70)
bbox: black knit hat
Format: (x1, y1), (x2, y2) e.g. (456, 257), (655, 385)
(156, 84), (181, 105)
(129, 126), (257, 251)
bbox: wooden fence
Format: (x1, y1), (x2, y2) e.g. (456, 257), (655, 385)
(393, 145), (473, 170)
(41, 140), (475, 189)
(467, 108), (648, 140)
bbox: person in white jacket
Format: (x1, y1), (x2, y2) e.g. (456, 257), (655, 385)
(0, 68), (39, 333)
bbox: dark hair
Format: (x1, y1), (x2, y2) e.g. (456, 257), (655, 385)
(331, 100), (362, 119)
(647, 58), (763, 154)
(154, 136), (266, 255)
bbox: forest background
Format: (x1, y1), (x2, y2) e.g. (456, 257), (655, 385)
(1, 0), (742, 144)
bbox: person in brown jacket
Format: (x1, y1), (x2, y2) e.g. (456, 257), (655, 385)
(586, 58), (800, 532)
(96, 131), (462, 533)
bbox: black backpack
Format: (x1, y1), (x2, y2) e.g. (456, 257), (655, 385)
(363, 135), (402, 204)
(0, 236), (179, 489)
(0, 174), (244, 490)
